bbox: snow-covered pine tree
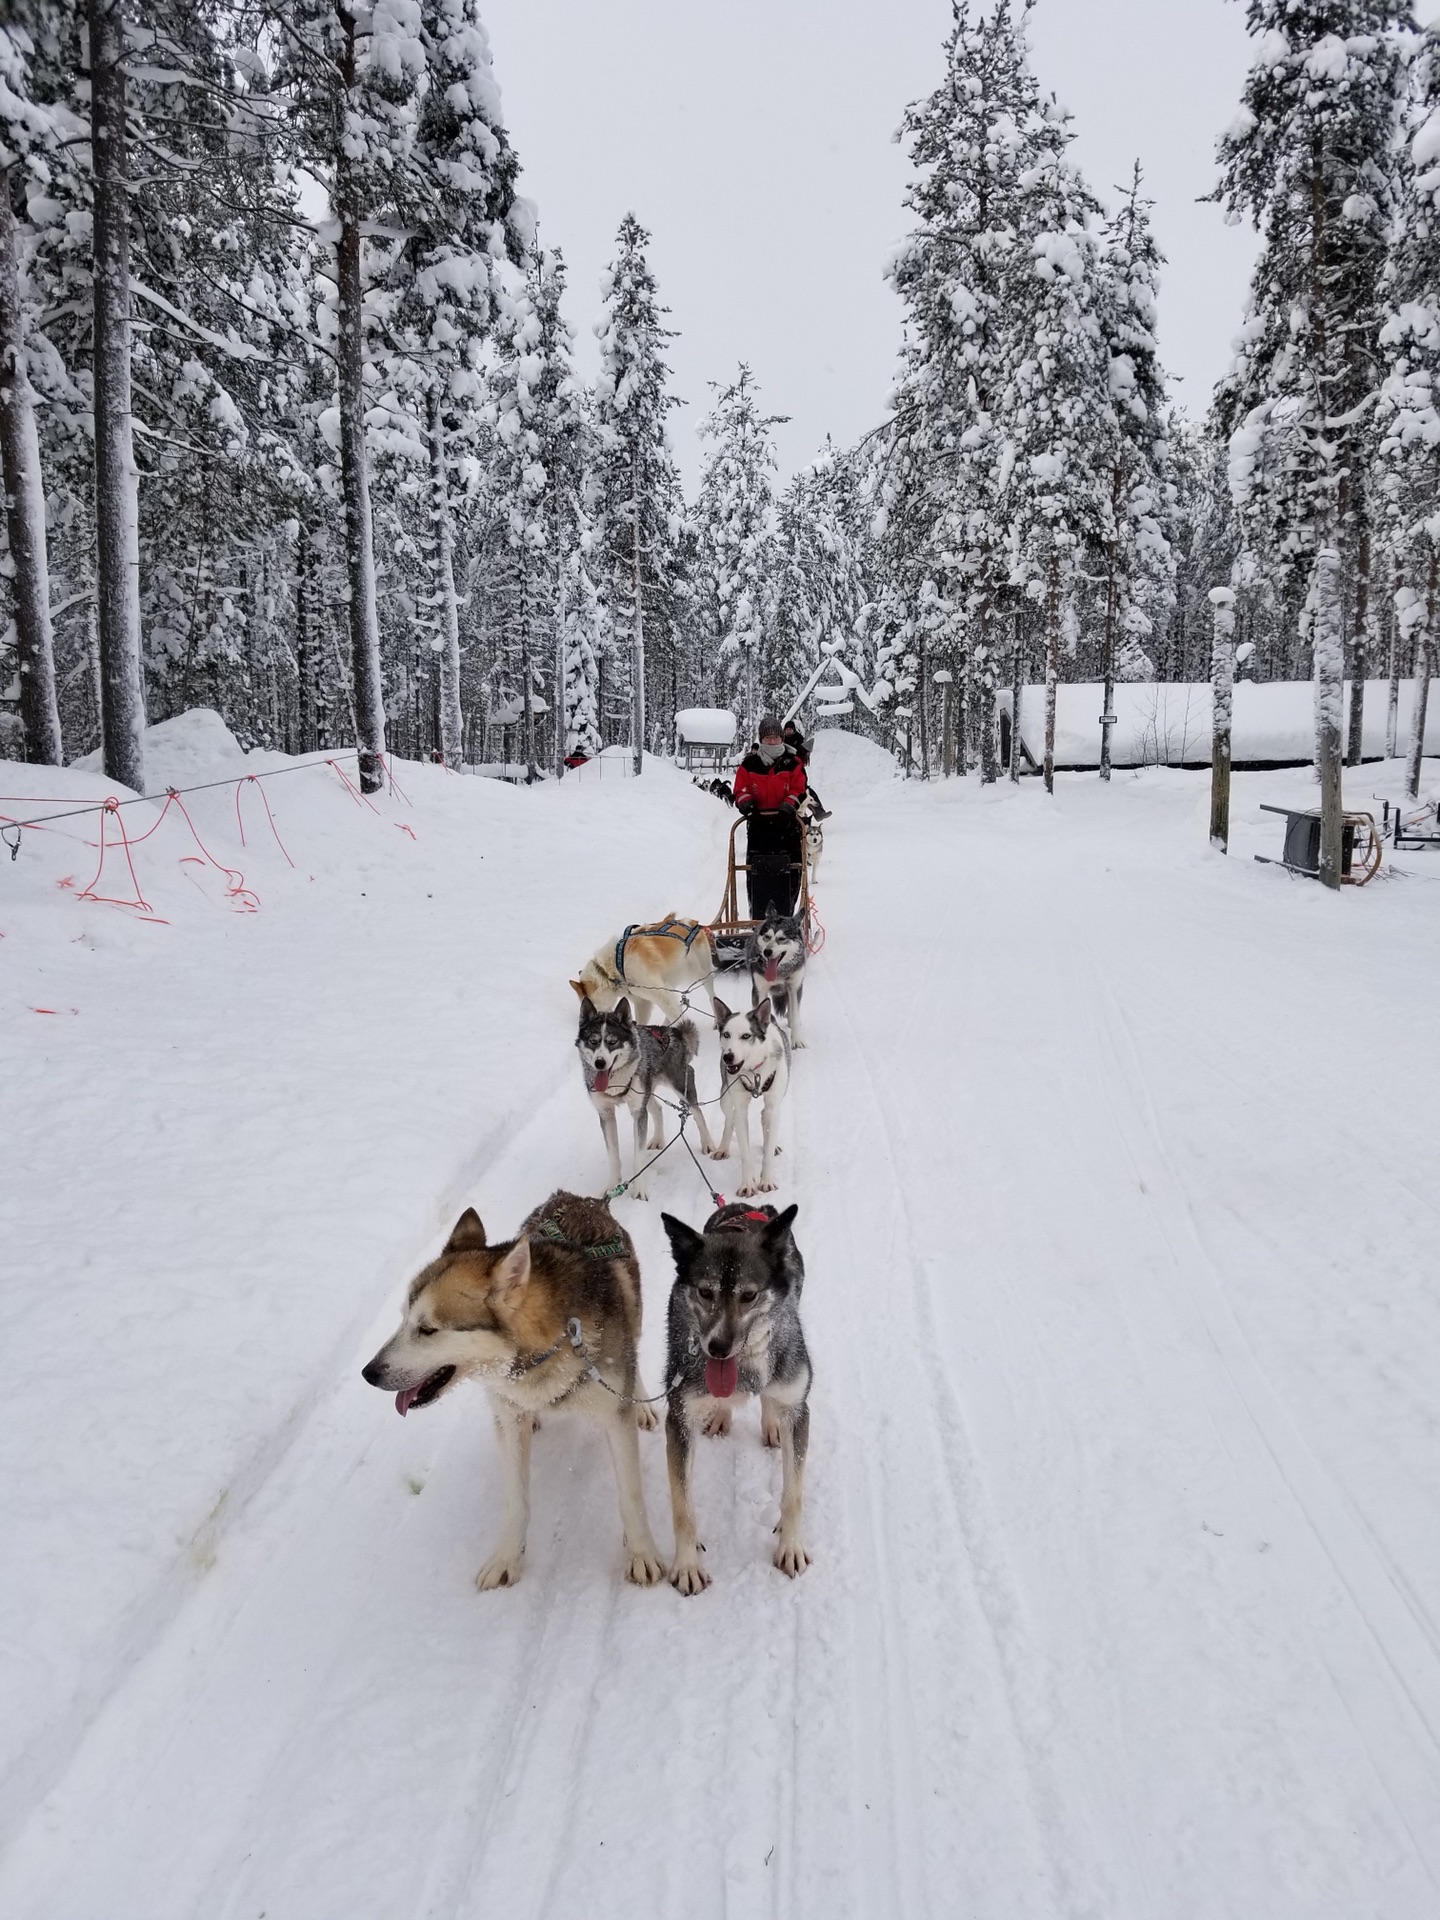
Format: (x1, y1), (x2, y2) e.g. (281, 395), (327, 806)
(1095, 165), (1173, 778)
(0, 9), (66, 764)
(693, 365), (784, 737)
(592, 213), (681, 773)
(274, 0), (432, 791)
(1377, 21), (1440, 795)
(1213, 0), (1411, 884)
(386, 0), (529, 766)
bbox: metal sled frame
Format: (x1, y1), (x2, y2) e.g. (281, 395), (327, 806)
(710, 812), (813, 959)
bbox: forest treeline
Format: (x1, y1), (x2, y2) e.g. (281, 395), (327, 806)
(1, 0), (1437, 785)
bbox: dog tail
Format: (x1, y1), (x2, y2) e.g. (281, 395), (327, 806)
(673, 1016), (700, 1060)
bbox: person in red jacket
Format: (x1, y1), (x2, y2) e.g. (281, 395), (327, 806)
(734, 716), (807, 917)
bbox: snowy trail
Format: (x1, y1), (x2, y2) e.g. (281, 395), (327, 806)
(3, 734), (1440, 1917)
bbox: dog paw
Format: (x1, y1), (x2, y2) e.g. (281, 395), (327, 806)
(760, 1413), (783, 1449)
(634, 1400), (659, 1433)
(628, 1185), (649, 1203)
(791, 1038), (807, 1050)
(773, 1539), (811, 1579)
(624, 1542), (667, 1587)
(670, 1555), (711, 1597)
(707, 1146), (729, 1161)
(743, 1178), (778, 1195)
(701, 1403), (733, 1438)
(475, 1549), (525, 1592)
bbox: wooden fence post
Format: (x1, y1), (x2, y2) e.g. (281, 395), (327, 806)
(1209, 586), (1236, 853)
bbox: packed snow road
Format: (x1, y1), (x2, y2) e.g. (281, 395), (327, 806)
(2, 725), (1439, 1918)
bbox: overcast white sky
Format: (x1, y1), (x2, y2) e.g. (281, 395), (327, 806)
(477, 0), (1434, 493)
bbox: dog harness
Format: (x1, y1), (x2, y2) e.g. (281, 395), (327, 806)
(612, 916), (707, 982)
(532, 1216), (627, 1261)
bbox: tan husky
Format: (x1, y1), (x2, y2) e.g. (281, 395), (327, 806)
(362, 1192), (666, 1590)
(571, 913), (715, 1026)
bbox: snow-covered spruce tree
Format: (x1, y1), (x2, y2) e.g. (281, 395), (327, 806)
(383, 0), (528, 766)
(560, 536), (604, 758)
(0, 10), (66, 764)
(273, 0), (432, 792)
(592, 213), (681, 773)
(1213, 0), (1411, 883)
(486, 250), (585, 778)
(693, 365), (784, 736)
(1095, 166), (1173, 778)
(883, 0), (1114, 785)
(1377, 21), (1440, 795)
(768, 446), (870, 725)
(998, 117), (1114, 792)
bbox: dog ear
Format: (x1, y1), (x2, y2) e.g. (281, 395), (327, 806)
(569, 978), (589, 1000)
(614, 996), (632, 1024)
(660, 1212), (704, 1269)
(445, 1208), (487, 1254)
(752, 995), (772, 1030)
(491, 1238), (531, 1299)
(713, 997), (732, 1028)
(763, 1203), (799, 1245)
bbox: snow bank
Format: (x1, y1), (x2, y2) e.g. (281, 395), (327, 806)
(999, 679), (1440, 768)
(807, 726), (898, 798)
(73, 706), (248, 790)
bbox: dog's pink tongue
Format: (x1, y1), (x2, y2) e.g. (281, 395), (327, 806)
(763, 958), (779, 984)
(395, 1386), (419, 1417)
(592, 1068), (610, 1092)
(705, 1356), (739, 1399)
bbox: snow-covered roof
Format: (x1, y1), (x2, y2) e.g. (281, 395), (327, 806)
(488, 696), (549, 725)
(674, 707), (737, 745)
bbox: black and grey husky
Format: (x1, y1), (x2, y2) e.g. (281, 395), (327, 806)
(660, 1202), (812, 1593)
(576, 994), (715, 1200)
(746, 912), (807, 1048)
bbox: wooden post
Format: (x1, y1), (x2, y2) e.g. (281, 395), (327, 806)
(935, 669), (954, 776)
(1009, 606), (1023, 782)
(1405, 545), (1436, 802)
(1209, 586), (1236, 853)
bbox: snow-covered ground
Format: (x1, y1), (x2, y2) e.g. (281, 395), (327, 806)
(2, 720), (1439, 1918)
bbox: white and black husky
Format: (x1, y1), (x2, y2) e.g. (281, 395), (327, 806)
(746, 913), (807, 1048)
(576, 995), (716, 1200)
(712, 995), (790, 1196)
(660, 1201), (812, 1592)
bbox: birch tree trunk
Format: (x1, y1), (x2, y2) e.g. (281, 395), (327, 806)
(554, 555), (566, 776)
(1099, 470), (1121, 783)
(1405, 546), (1435, 802)
(1311, 545), (1345, 889)
(1009, 606), (1023, 781)
(0, 167), (62, 765)
(426, 390), (462, 768)
(630, 453), (645, 777)
(1208, 587), (1236, 852)
(1385, 565), (1401, 760)
(1345, 523), (1370, 768)
(978, 606), (997, 784)
(89, 0), (145, 793)
(1043, 547), (1060, 795)
(333, 14), (385, 794)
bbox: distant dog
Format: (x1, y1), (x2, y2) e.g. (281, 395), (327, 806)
(575, 994), (715, 1200)
(746, 912), (807, 1048)
(361, 1192), (667, 1589)
(713, 994), (790, 1196)
(801, 810), (823, 873)
(660, 1202), (812, 1592)
(692, 775), (736, 806)
(572, 914), (715, 1026)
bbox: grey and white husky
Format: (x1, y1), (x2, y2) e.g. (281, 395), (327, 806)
(576, 994), (715, 1200)
(660, 1202), (812, 1592)
(713, 995), (790, 1196)
(746, 912), (807, 1048)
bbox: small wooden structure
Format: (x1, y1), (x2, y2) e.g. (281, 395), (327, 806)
(675, 707), (737, 774)
(1257, 804), (1382, 885)
(709, 812), (814, 967)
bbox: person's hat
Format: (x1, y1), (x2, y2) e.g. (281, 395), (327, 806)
(758, 715), (783, 739)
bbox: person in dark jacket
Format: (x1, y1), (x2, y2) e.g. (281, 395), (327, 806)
(782, 721), (830, 819)
(734, 717), (806, 917)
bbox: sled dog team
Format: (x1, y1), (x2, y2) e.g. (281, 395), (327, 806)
(363, 910), (815, 1596)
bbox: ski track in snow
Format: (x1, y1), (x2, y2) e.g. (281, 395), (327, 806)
(2, 725), (1440, 1917)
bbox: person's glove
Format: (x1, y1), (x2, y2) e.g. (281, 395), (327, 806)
(737, 795), (756, 815)
(781, 795), (799, 812)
